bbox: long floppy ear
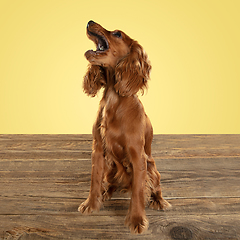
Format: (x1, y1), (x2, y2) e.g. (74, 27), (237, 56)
(83, 64), (105, 97)
(114, 41), (151, 96)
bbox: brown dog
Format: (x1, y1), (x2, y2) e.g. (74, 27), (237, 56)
(78, 21), (171, 234)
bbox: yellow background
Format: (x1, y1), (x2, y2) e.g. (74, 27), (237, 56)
(1, 0), (240, 134)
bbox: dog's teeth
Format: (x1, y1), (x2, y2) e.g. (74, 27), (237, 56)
(99, 45), (104, 51)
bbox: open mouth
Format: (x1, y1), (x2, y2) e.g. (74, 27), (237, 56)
(87, 29), (109, 53)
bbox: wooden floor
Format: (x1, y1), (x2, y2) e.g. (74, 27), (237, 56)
(0, 135), (240, 240)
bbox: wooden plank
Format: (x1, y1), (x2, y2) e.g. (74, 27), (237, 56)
(0, 198), (240, 239)
(1, 134), (240, 159)
(1, 195), (240, 218)
(0, 134), (240, 239)
(0, 157), (239, 199)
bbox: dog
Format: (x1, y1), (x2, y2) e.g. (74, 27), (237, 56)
(78, 21), (171, 234)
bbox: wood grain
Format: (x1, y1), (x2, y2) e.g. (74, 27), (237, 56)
(0, 135), (239, 239)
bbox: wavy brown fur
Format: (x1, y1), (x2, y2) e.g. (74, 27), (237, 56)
(78, 21), (171, 234)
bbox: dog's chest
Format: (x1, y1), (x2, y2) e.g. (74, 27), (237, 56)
(100, 91), (121, 133)
(100, 93), (127, 160)
(100, 102), (122, 144)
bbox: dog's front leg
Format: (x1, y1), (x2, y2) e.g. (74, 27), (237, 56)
(78, 138), (104, 214)
(125, 147), (149, 234)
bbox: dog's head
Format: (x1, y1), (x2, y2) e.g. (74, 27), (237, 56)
(83, 21), (151, 97)
(85, 20), (131, 68)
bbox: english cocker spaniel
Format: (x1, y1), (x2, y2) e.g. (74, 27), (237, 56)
(78, 20), (171, 234)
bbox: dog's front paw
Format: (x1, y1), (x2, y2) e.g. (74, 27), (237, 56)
(149, 197), (171, 210)
(125, 214), (149, 234)
(78, 196), (102, 214)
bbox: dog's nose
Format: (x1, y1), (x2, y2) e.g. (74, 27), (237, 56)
(87, 20), (95, 28)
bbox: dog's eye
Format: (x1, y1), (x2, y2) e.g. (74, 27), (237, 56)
(112, 31), (122, 38)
